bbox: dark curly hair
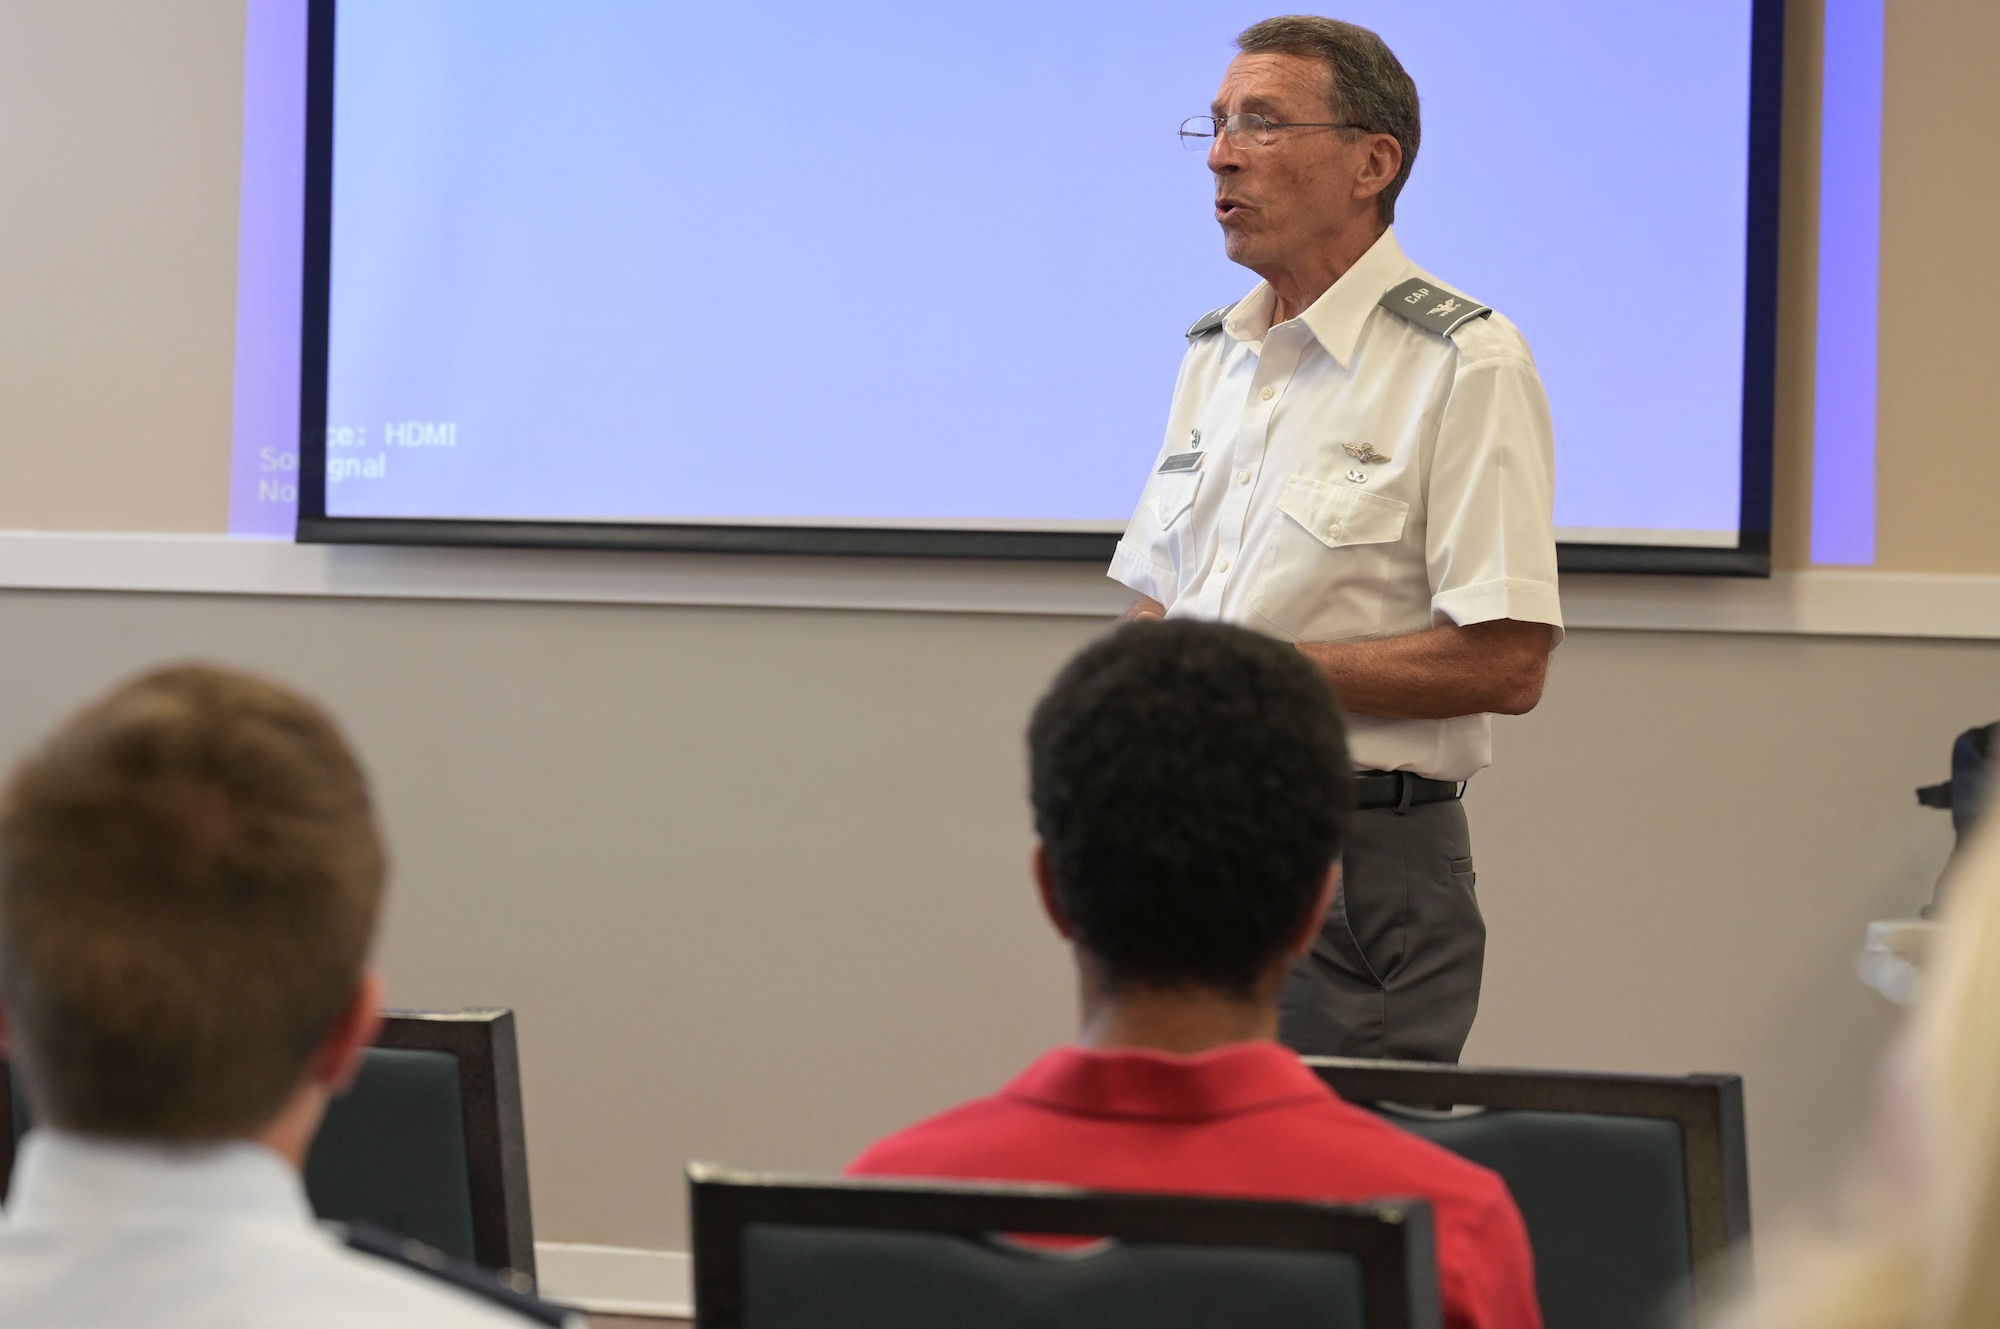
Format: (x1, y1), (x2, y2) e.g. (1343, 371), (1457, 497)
(1028, 620), (1352, 996)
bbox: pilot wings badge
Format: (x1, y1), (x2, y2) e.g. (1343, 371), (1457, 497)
(1342, 442), (1391, 464)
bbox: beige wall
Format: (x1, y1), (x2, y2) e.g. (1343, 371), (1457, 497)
(1873, 0), (2000, 571)
(0, 587), (1983, 1249)
(0, 0), (240, 533)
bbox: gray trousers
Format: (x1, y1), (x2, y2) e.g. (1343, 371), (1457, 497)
(1279, 798), (1484, 1063)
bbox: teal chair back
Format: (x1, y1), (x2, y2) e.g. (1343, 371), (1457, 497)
(304, 1045), (479, 1261)
(1, 1008), (535, 1278)
(691, 1165), (1442, 1329)
(1308, 1060), (1749, 1329)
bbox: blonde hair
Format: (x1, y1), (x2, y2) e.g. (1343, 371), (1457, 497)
(1725, 822), (2000, 1329)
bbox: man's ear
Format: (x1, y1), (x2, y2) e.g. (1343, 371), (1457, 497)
(1290, 865), (1340, 958)
(307, 971), (385, 1096)
(1032, 844), (1077, 941)
(1351, 133), (1403, 203)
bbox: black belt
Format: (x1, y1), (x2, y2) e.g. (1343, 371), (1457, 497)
(1354, 770), (1463, 811)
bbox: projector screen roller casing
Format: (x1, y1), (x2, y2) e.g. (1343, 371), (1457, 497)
(295, 0), (1782, 574)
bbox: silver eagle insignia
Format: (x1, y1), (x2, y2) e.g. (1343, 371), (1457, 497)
(1342, 442), (1391, 464)
(1427, 298), (1461, 317)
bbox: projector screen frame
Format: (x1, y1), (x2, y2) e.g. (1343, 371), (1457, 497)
(295, 0), (1782, 577)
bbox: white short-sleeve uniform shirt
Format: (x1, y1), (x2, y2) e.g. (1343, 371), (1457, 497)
(1109, 229), (1562, 782)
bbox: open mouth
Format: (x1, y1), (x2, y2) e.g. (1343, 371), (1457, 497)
(1215, 198), (1247, 221)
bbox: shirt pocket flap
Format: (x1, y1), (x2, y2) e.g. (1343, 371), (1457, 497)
(1147, 473), (1201, 528)
(1276, 475), (1409, 549)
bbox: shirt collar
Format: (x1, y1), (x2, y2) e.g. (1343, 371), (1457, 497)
(1002, 1041), (1334, 1123)
(4, 1130), (315, 1229)
(1221, 227), (1412, 370)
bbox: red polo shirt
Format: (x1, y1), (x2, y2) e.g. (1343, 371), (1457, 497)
(849, 1041), (1540, 1329)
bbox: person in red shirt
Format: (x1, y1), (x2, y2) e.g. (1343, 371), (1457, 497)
(849, 620), (1541, 1329)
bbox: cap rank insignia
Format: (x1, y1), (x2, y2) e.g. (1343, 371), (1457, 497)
(1378, 278), (1492, 337)
(1185, 303), (1234, 340)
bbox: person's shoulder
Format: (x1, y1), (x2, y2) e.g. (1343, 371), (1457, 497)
(846, 1094), (1023, 1178)
(0, 1215), (570, 1328)
(1374, 268), (1534, 370)
(1180, 299), (1256, 377)
(310, 1224), (580, 1327)
(1447, 307), (1536, 372)
(1184, 301), (1235, 341)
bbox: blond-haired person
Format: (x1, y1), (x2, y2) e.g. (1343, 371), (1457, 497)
(1722, 821), (2000, 1329)
(0, 665), (574, 1327)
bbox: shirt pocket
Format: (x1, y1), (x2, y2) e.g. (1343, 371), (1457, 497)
(1251, 473), (1410, 642)
(1147, 471), (1202, 529)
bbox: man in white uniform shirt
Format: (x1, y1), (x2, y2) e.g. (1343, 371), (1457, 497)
(0, 665), (575, 1327)
(1113, 16), (1562, 1062)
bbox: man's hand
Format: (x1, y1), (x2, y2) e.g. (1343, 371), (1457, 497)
(1294, 619), (1554, 719)
(1122, 596), (1167, 622)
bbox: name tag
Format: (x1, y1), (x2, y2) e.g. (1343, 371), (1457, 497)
(1156, 451), (1205, 474)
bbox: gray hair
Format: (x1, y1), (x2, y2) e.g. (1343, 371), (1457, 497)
(1235, 16), (1421, 225)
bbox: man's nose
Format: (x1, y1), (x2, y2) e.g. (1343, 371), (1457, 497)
(1207, 129), (1243, 175)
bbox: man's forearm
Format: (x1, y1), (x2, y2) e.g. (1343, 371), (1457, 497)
(1122, 595), (1167, 622)
(1295, 620), (1552, 720)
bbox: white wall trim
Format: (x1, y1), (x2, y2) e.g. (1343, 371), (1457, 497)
(0, 531), (1132, 618)
(1557, 568), (2000, 640)
(2, 531), (2000, 641)
(535, 1242), (689, 1319)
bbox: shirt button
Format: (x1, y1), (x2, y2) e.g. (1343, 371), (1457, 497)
(1260, 386), (1275, 401)
(1326, 522), (1342, 539)
(1217, 558), (1231, 573)
(1235, 469), (1251, 484)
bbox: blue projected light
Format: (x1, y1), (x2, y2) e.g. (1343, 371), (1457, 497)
(1811, 0), (1883, 566)
(232, 1), (1818, 571)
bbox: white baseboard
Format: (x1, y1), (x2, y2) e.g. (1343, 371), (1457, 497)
(5, 530), (2000, 641)
(535, 1242), (689, 1319)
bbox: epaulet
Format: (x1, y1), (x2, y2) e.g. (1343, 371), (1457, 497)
(338, 1222), (583, 1327)
(1378, 277), (1493, 338)
(1185, 303), (1234, 340)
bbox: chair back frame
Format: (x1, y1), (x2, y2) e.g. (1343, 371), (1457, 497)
(375, 1008), (537, 1275)
(1305, 1058), (1750, 1312)
(688, 1162), (1441, 1329)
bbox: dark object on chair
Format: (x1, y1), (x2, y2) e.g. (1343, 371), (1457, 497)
(1917, 721), (1998, 909)
(1915, 722), (1997, 838)
(688, 1163), (1440, 1329)
(0, 1008), (535, 1279)
(1309, 1059), (1749, 1329)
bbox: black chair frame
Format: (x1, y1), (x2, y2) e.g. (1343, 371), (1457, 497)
(0, 1007), (535, 1278)
(1306, 1058), (1750, 1310)
(688, 1162), (1441, 1329)
(375, 1008), (537, 1275)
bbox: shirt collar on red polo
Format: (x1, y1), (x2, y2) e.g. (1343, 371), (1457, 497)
(1000, 1041), (1333, 1123)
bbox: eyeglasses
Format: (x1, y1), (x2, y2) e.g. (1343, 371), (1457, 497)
(1179, 112), (1372, 150)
